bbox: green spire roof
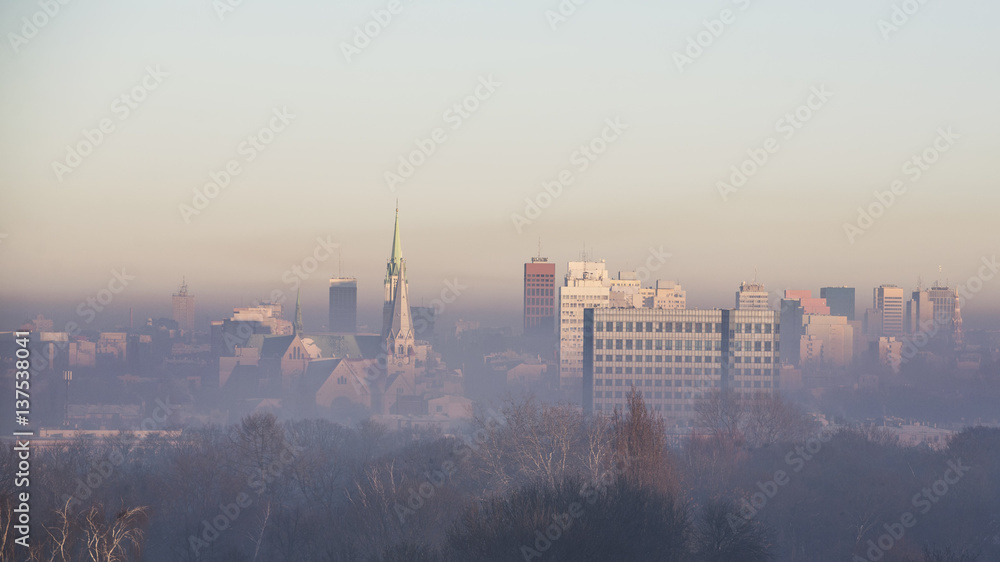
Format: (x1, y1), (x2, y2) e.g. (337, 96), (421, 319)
(386, 205), (403, 281)
(294, 289), (303, 335)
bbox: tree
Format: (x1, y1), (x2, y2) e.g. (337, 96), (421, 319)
(612, 387), (679, 496)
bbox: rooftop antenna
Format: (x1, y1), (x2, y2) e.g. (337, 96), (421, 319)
(537, 237), (542, 259)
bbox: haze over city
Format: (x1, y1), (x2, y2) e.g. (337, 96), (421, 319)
(2, 0), (999, 332)
(1, 1), (999, 561)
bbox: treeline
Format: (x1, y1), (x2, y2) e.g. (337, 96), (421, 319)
(1, 392), (997, 561)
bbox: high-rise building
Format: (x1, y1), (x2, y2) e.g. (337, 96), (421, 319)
(329, 278), (358, 333)
(926, 285), (962, 347)
(524, 257), (556, 336)
(802, 315), (854, 367)
(559, 260), (611, 383)
(736, 281), (769, 311)
(583, 308), (780, 430)
(821, 287), (856, 320)
(779, 298), (804, 365)
(872, 285), (905, 338)
(651, 280), (686, 310)
(172, 279), (195, 333)
(906, 289), (933, 334)
(783, 290), (829, 315)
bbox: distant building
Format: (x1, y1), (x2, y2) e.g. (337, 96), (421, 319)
(411, 306), (436, 340)
(802, 315), (854, 367)
(609, 271), (643, 308)
(651, 280), (686, 310)
(559, 260), (611, 383)
(906, 289), (933, 334)
(820, 287), (856, 320)
(926, 285), (963, 347)
(783, 290), (829, 315)
(873, 336), (903, 372)
(870, 285), (905, 338)
(779, 298), (804, 365)
(524, 257), (557, 336)
(583, 308), (780, 431)
(172, 279), (196, 333)
(736, 281), (769, 311)
(328, 278), (357, 333)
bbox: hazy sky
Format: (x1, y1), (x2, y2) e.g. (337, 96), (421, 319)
(1, 0), (998, 331)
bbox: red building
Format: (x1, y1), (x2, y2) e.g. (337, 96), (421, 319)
(524, 257), (556, 335)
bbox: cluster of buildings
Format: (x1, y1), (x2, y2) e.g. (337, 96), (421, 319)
(205, 208), (466, 429)
(519, 256), (971, 430)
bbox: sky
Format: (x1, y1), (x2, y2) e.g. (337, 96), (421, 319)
(1, 0), (998, 331)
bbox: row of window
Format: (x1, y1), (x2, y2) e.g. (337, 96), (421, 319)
(594, 366), (776, 376)
(595, 354), (773, 364)
(595, 321), (776, 334)
(596, 339), (776, 352)
(597, 378), (714, 387)
(594, 383), (775, 400)
(526, 288), (554, 296)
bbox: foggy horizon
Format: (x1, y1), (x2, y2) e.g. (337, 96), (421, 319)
(2, 1), (999, 561)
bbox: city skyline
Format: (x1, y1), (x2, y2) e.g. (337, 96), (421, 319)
(2, 0), (999, 330)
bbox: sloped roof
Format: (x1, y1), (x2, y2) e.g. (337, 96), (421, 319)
(260, 335), (295, 359)
(224, 364), (262, 398)
(299, 334), (383, 360)
(302, 358), (344, 396)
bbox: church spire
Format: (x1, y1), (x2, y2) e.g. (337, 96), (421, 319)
(386, 204), (403, 282)
(294, 289), (303, 336)
(387, 259), (414, 356)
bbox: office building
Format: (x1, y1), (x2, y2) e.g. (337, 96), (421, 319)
(524, 257), (556, 336)
(558, 260), (611, 383)
(926, 285), (963, 347)
(783, 290), (829, 315)
(172, 279), (195, 333)
(583, 308), (780, 430)
(779, 298), (804, 365)
(736, 281), (769, 311)
(328, 278), (358, 333)
(820, 287), (856, 321)
(870, 285), (905, 338)
(651, 280), (686, 310)
(802, 315), (854, 367)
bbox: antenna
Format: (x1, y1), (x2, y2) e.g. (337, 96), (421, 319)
(537, 237), (542, 259)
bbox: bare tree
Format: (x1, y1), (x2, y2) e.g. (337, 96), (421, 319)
(612, 388), (679, 496)
(696, 391), (817, 449)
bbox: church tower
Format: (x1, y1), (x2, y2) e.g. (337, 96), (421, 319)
(383, 206), (403, 338)
(386, 259), (415, 364)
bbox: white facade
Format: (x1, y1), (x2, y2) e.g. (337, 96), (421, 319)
(652, 280), (686, 310)
(736, 282), (770, 310)
(559, 261), (611, 382)
(874, 285), (905, 338)
(802, 314), (854, 367)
